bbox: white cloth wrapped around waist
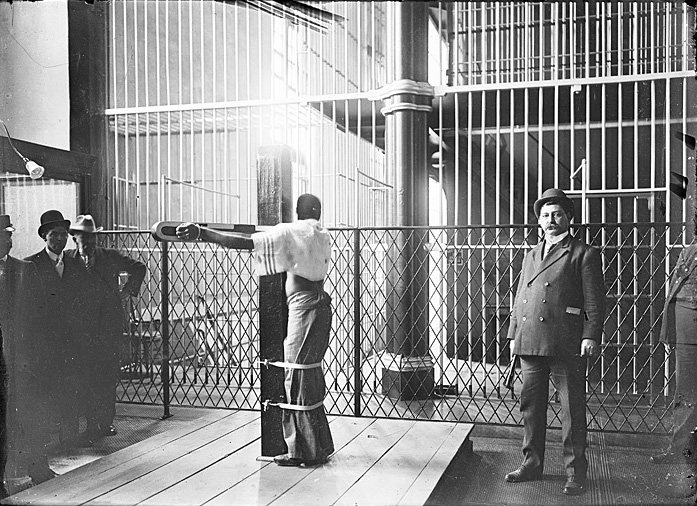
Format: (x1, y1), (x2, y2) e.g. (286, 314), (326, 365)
(251, 219), (331, 281)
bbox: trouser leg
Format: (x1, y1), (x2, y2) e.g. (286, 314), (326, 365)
(100, 358), (119, 428)
(12, 373), (52, 480)
(668, 340), (697, 455)
(519, 356), (550, 472)
(550, 355), (588, 478)
(0, 355), (7, 487)
(58, 374), (81, 443)
(91, 357), (118, 430)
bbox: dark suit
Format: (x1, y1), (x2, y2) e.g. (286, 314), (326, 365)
(0, 256), (43, 480)
(24, 250), (93, 444)
(64, 247), (145, 431)
(507, 234), (605, 478)
(659, 242), (697, 462)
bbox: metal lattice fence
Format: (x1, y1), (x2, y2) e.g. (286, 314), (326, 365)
(105, 222), (687, 434)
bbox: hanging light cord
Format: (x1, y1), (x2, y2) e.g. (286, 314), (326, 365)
(0, 118), (44, 179)
(0, 118), (30, 163)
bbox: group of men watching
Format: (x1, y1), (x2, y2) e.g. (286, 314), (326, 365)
(0, 210), (145, 496)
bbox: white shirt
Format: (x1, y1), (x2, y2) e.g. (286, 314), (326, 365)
(251, 219), (331, 281)
(46, 248), (64, 277)
(544, 231), (569, 257)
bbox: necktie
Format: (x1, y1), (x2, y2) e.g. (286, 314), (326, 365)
(55, 256), (64, 278)
(543, 241), (555, 259)
(84, 255), (93, 273)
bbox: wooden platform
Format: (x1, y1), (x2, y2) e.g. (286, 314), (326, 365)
(3, 411), (473, 506)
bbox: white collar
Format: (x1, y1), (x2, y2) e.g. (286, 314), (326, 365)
(46, 248), (63, 262)
(545, 231), (569, 246)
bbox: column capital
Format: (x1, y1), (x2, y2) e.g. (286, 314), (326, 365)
(372, 79), (435, 115)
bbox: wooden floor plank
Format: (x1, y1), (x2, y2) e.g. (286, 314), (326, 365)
(272, 418), (419, 506)
(138, 435), (265, 506)
(6, 410), (257, 506)
(140, 416), (373, 506)
(396, 423), (473, 506)
(205, 416), (379, 506)
(4, 413), (472, 506)
(86, 418), (262, 505)
(334, 421), (464, 506)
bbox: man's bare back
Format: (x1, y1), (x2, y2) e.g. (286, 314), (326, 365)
(286, 273), (324, 297)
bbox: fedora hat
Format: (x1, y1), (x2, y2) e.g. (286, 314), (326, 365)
(38, 210), (70, 237)
(533, 188), (575, 219)
(69, 214), (103, 235)
(0, 215), (15, 233)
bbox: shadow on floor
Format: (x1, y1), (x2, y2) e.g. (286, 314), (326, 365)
(7, 404), (221, 496)
(428, 425), (697, 506)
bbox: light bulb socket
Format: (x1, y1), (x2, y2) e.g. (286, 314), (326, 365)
(25, 160), (44, 180)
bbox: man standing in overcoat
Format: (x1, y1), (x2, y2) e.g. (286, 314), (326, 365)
(0, 215), (53, 489)
(25, 210), (93, 449)
(65, 215), (146, 439)
(505, 188), (606, 496)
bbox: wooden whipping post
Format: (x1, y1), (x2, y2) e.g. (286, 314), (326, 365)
(257, 146), (293, 457)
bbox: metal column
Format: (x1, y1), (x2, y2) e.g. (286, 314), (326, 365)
(379, 1), (434, 400)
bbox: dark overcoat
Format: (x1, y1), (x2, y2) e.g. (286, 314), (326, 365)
(64, 247), (146, 357)
(507, 234), (606, 357)
(0, 256), (43, 379)
(23, 250), (94, 375)
(660, 242), (697, 345)
(64, 247), (145, 314)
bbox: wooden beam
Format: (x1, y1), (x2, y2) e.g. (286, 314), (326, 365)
(256, 145), (293, 457)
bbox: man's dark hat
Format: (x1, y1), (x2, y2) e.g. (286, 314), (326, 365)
(533, 188), (574, 219)
(38, 210), (71, 237)
(0, 215), (15, 233)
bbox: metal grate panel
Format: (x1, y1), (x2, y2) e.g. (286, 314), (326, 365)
(107, 222), (687, 435)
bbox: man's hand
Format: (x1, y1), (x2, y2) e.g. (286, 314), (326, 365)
(580, 339), (597, 357)
(176, 223), (200, 241)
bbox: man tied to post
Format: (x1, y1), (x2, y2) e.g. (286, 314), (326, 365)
(505, 188), (605, 496)
(175, 193), (334, 467)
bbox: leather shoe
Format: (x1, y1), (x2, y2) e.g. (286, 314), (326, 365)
(301, 457), (328, 467)
(274, 455), (303, 467)
(29, 466), (57, 485)
(563, 475), (586, 495)
(651, 451), (683, 464)
(505, 466), (542, 482)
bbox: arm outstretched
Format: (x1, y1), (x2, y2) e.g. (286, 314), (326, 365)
(176, 222), (254, 250)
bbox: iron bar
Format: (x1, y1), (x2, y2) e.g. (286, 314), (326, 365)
(353, 228), (361, 416)
(160, 240), (172, 419)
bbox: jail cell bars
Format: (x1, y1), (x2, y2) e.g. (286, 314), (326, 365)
(107, 100), (390, 231)
(111, 223), (687, 435)
(429, 2), (691, 86)
(106, 0), (695, 256)
(106, 0), (389, 232)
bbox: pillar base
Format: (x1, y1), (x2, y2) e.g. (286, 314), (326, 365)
(381, 354), (434, 401)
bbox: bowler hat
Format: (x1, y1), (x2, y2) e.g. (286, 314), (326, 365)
(37, 210), (70, 237)
(69, 214), (103, 235)
(533, 188), (575, 219)
(0, 215), (15, 233)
